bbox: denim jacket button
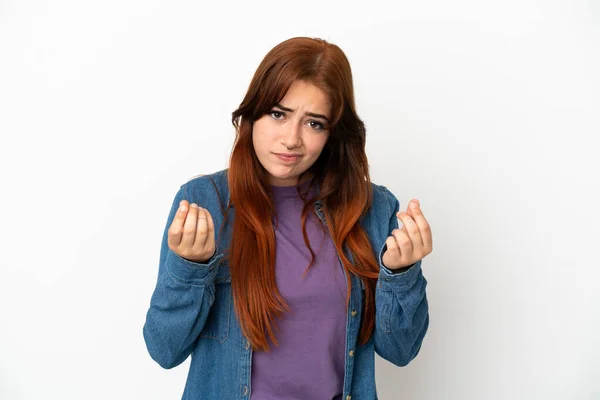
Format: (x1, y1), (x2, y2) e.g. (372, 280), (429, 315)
(351, 310), (357, 317)
(244, 386), (248, 396)
(346, 395), (352, 400)
(349, 350), (355, 357)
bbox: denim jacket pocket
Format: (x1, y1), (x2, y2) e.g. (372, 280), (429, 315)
(199, 263), (232, 343)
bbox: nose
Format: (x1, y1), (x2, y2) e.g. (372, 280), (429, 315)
(281, 121), (302, 149)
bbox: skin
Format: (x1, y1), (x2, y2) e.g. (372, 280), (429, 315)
(168, 79), (433, 267)
(168, 202), (216, 263)
(382, 199), (434, 270)
(252, 79), (331, 187)
(168, 190), (434, 268)
(167, 79), (332, 262)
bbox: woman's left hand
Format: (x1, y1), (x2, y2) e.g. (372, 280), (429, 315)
(382, 199), (433, 270)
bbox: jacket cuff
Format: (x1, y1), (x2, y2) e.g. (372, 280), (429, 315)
(166, 250), (223, 285)
(378, 241), (423, 293)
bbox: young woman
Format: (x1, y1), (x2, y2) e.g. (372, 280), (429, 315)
(143, 36), (432, 400)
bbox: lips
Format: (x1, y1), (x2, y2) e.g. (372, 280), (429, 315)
(274, 153), (301, 163)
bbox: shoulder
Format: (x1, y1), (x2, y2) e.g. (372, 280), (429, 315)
(369, 181), (400, 216)
(179, 168), (229, 206)
(184, 168), (228, 186)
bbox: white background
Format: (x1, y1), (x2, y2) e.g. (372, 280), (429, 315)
(1, 0), (599, 399)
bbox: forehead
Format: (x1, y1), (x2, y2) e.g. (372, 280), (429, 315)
(279, 80), (331, 114)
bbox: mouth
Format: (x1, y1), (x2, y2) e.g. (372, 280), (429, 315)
(274, 153), (301, 163)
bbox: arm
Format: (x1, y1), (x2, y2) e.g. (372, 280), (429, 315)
(142, 184), (222, 369)
(374, 188), (430, 367)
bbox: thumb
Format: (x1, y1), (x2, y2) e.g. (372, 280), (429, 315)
(398, 199), (419, 231)
(405, 199), (420, 217)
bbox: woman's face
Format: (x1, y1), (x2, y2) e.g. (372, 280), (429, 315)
(252, 80), (331, 186)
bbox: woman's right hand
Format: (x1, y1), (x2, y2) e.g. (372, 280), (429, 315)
(167, 200), (216, 263)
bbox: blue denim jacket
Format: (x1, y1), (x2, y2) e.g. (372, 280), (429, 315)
(143, 169), (429, 400)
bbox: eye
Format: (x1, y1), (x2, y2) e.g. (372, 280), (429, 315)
(309, 120), (326, 131)
(269, 110), (285, 120)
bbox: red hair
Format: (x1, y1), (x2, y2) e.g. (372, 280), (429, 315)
(219, 37), (380, 351)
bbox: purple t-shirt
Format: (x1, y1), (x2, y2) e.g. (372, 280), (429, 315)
(250, 180), (347, 400)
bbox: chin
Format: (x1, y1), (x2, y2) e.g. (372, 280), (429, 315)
(266, 166), (303, 182)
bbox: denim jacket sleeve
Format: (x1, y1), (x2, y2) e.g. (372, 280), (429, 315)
(374, 187), (430, 367)
(142, 183), (223, 369)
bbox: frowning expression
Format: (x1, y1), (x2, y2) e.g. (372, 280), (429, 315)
(252, 80), (331, 186)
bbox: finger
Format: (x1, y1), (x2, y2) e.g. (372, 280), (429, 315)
(399, 199), (418, 232)
(391, 228), (413, 257)
(194, 207), (209, 248)
(406, 199), (432, 250)
(397, 217), (408, 234)
(181, 203), (199, 248)
(385, 234), (402, 259)
(397, 210), (423, 250)
(168, 200), (189, 247)
(402, 200), (423, 247)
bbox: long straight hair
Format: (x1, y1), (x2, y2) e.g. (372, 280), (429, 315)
(225, 37), (380, 351)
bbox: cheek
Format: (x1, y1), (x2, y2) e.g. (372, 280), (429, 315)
(306, 136), (328, 156)
(251, 131), (260, 154)
(253, 122), (278, 146)
(252, 126), (270, 153)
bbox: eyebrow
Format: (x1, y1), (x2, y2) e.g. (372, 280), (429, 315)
(274, 103), (330, 122)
